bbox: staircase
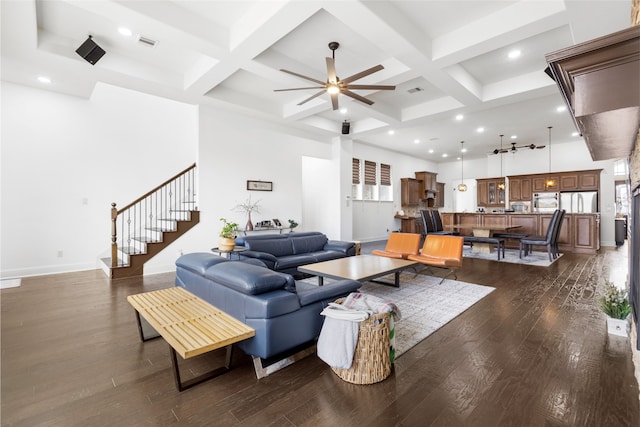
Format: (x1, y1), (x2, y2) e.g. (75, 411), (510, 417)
(103, 163), (199, 279)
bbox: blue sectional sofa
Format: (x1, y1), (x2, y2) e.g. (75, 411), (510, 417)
(235, 232), (356, 274)
(175, 252), (361, 361)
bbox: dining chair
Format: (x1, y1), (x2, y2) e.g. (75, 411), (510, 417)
(551, 209), (566, 259)
(430, 210), (457, 235)
(421, 210), (454, 236)
(519, 209), (562, 262)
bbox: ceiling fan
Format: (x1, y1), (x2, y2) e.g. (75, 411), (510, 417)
(491, 141), (546, 155)
(274, 41), (395, 110)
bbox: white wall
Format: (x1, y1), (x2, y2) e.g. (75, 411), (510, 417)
(1, 82), (198, 278)
(350, 141), (438, 242)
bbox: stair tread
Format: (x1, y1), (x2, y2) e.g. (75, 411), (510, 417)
(132, 236), (161, 243)
(145, 227), (174, 232)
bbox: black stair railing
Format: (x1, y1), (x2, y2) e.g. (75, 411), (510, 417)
(111, 163), (197, 268)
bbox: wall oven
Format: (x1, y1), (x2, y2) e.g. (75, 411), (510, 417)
(533, 192), (559, 212)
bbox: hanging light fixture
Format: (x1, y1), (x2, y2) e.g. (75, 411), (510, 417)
(498, 134), (506, 190)
(545, 126), (556, 188)
(458, 141), (467, 192)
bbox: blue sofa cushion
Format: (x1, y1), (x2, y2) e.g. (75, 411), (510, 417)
(295, 280), (362, 306)
(275, 254), (317, 271)
(291, 234), (328, 254)
(205, 262), (288, 295)
(245, 239), (294, 257)
(310, 250), (345, 262)
(175, 252), (228, 275)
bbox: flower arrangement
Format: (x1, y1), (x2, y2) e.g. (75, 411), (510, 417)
(600, 280), (632, 320)
(219, 218), (238, 239)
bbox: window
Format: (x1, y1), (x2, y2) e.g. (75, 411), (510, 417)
(352, 158), (393, 201)
(614, 159), (629, 176)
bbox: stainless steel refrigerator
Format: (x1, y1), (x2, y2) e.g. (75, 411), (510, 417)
(560, 191), (598, 213)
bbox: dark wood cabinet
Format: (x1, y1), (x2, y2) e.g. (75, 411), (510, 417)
(508, 177), (532, 202)
(574, 214), (600, 251)
(401, 178), (422, 206)
(579, 171), (600, 190)
(560, 174), (579, 191)
(477, 178), (505, 207)
(533, 176), (559, 192)
(435, 182), (445, 208)
(399, 217), (419, 233)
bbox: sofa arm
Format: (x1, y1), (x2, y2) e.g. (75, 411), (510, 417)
(295, 279), (361, 306)
(239, 250), (278, 269)
(323, 240), (355, 255)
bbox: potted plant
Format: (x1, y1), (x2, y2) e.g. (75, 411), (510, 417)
(233, 196), (261, 231)
(288, 219), (298, 232)
(219, 218), (238, 251)
(600, 280), (632, 337)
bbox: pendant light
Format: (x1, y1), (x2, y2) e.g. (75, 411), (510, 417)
(498, 134), (506, 190)
(457, 141), (467, 192)
(545, 126), (555, 188)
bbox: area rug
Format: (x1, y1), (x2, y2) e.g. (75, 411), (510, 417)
(463, 246), (562, 267)
(299, 273), (494, 358)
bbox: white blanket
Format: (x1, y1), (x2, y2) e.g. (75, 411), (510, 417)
(317, 315), (359, 369)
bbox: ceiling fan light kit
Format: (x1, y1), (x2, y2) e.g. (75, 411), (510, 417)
(274, 41), (395, 111)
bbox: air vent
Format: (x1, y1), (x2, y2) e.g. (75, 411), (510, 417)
(407, 87), (424, 93)
(137, 35), (158, 47)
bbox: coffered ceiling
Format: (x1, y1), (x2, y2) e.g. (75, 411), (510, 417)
(0, 0), (632, 161)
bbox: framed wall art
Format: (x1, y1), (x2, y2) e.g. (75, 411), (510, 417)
(247, 180), (273, 191)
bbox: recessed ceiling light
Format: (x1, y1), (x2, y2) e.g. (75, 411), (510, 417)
(118, 27), (133, 37)
(387, 130), (395, 135)
(455, 114), (464, 121)
(456, 156), (461, 160)
(414, 139), (420, 144)
(477, 127), (484, 133)
(428, 149), (434, 154)
(508, 49), (521, 59)
(556, 105), (567, 112)
(572, 132), (579, 137)
(340, 108), (347, 114)
(37, 76), (51, 84)
(510, 135), (517, 139)
(442, 153), (448, 158)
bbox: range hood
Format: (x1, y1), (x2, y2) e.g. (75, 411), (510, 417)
(545, 26), (640, 161)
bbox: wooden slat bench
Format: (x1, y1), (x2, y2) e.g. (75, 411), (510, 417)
(127, 287), (255, 391)
(463, 236), (506, 260)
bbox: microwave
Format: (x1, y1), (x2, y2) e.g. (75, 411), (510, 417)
(533, 192), (559, 212)
(511, 201), (531, 213)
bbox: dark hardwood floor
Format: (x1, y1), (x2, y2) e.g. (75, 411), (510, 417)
(2, 246), (638, 426)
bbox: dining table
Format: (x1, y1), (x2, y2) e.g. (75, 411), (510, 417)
(447, 224), (522, 254)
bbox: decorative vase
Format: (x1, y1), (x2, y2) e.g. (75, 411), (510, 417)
(246, 212), (253, 231)
(606, 315), (630, 337)
(218, 237), (236, 251)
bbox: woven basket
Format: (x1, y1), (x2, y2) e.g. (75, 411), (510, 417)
(330, 298), (392, 385)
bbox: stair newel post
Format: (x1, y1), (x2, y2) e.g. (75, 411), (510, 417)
(111, 203), (118, 267)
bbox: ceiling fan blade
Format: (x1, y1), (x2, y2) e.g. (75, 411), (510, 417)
(342, 89), (374, 105)
(346, 84), (395, 90)
(330, 92), (339, 110)
(536, 145), (546, 149)
(297, 90), (327, 106)
(274, 86), (325, 92)
(341, 64), (384, 84)
(326, 57), (337, 83)
(279, 69), (326, 86)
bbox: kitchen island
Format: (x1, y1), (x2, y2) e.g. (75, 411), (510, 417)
(438, 212), (600, 254)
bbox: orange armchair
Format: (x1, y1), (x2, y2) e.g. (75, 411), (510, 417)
(372, 232), (421, 259)
(407, 235), (464, 283)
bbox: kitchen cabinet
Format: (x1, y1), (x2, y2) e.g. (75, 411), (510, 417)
(435, 182), (445, 208)
(401, 178), (422, 206)
(397, 217), (419, 233)
(560, 174), (579, 191)
(573, 214), (600, 251)
(533, 176), (559, 192)
(477, 178), (505, 207)
(579, 171), (600, 190)
(508, 177), (532, 202)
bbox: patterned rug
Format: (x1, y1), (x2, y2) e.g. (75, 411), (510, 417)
(463, 246), (562, 267)
(300, 272), (494, 358)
